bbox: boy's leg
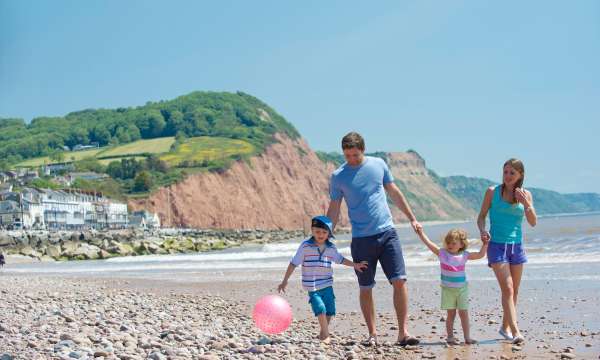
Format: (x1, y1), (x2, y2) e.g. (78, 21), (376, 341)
(317, 313), (330, 341)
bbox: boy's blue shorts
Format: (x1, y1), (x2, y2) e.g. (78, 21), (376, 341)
(308, 286), (336, 316)
(351, 228), (407, 289)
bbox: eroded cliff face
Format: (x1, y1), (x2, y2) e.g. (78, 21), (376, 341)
(129, 134), (350, 230)
(130, 137), (473, 230)
(385, 152), (474, 221)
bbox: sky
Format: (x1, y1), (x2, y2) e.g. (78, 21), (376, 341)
(1, 1), (599, 193)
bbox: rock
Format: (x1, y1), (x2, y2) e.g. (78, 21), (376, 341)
(147, 351), (165, 360)
(0, 355), (13, 360)
(19, 245), (41, 258)
(560, 353), (576, 359)
(512, 345), (522, 351)
(71, 243), (101, 260)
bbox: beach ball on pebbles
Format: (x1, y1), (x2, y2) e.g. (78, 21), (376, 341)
(253, 295), (292, 334)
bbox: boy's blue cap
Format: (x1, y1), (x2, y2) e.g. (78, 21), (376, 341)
(311, 215), (335, 239)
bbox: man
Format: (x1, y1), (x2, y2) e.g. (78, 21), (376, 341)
(327, 131), (422, 346)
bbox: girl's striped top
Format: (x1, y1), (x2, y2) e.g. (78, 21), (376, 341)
(439, 248), (469, 288)
(291, 238), (345, 291)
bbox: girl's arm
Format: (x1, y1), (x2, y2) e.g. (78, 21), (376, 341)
(341, 258), (368, 272)
(277, 263), (296, 293)
(416, 228), (440, 256)
(477, 187), (494, 242)
(516, 188), (537, 227)
(468, 239), (489, 260)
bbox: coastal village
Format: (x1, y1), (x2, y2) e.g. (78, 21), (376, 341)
(0, 149), (160, 231)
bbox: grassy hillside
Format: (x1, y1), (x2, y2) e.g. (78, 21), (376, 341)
(438, 175), (600, 215)
(1, 91), (299, 170)
(160, 137), (255, 167)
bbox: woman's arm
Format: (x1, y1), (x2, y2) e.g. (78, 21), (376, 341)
(516, 189), (537, 227)
(477, 187), (494, 241)
(415, 228), (440, 256)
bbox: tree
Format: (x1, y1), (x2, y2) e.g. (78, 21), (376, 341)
(49, 150), (65, 163)
(133, 171), (153, 192)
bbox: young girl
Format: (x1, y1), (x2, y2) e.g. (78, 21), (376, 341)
(477, 158), (536, 344)
(277, 216), (368, 343)
(416, 228), (488, 345)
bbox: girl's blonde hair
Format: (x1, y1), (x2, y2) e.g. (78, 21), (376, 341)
(443, 229), (469, 252)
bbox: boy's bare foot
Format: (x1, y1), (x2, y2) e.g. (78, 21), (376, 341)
(319, 335), (331, 344)
(464, 338), (478, 345)
(446, 337), (460, 345)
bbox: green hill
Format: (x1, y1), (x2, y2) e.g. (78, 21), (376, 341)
(0, 91), (298, 169)
(438, 175), (600, 215)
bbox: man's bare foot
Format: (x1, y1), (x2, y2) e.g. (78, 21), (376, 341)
(464, 338), (478, 345)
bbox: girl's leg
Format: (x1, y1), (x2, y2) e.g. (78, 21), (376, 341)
(445, 309), (458, 344)
(492, 263), (521, 337)
(458, 310), (476, 344)
(317, 314), (330, 342)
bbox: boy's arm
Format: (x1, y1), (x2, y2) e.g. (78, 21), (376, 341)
(277, 263), (297, 293)
(341, 258), (368, 272)
(416, 228), (440, 256)
(468, 240), (489, 260)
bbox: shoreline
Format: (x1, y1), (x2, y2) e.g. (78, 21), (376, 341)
(1, 273), (598, 359)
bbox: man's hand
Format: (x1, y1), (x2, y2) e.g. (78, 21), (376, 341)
(411, 220), (422, 233)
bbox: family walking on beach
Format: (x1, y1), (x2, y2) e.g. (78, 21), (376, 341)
(278, 131), (537, 347)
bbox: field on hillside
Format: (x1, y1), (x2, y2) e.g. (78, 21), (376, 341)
(160, 136), (255, 166)
(98, 137), (175, 158)
(16, 137), (176, 167)
(17, 148), (103, 167)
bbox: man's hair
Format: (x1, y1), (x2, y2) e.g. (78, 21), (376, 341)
(341, 132), (365, 151)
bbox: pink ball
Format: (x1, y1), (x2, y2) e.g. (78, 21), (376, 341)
(252, 295), (293, 334)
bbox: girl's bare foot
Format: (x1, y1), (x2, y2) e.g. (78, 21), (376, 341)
(446, 337), (460, 345)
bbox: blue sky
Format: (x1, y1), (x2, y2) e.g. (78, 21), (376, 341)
(1, 1), (599, 193)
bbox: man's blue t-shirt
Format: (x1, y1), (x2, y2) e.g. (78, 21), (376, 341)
(330, 156), (395, 237)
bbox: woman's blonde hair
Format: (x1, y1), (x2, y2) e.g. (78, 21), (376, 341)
(443, 229), (469, 252)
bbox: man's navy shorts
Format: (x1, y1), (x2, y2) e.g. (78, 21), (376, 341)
(350, 228), (407, 289)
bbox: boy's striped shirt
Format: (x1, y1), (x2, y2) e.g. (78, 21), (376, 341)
(291, 238), (344, 291)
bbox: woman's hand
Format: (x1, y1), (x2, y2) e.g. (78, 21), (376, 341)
(480, 230), (491, 242)
(353, 261), (368, 273)
(515, 188), (530, 207)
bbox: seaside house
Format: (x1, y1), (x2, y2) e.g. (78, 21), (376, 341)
(129, 210), (161, 229)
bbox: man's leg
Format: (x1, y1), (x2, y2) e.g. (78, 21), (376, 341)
(351, 234), (379, 342)
(359, 288), (377, 336)
(392, 279), (409, 339)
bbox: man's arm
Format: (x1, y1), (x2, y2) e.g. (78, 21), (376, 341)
(383, 182), (422, 232)
(326, 199), (342, 231)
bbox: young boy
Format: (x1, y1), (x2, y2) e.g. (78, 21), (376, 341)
(278, 215), (367, 343)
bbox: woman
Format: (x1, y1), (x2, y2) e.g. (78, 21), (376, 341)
(477, 158), (537, 344)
